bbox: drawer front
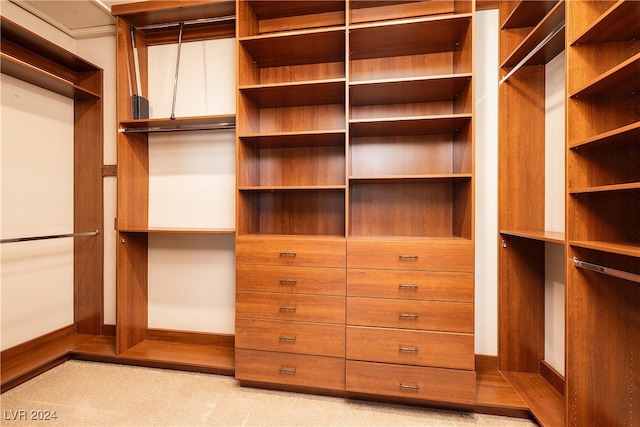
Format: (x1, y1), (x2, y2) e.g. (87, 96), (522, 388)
(236, 349), (345, 391)
(237, 265), (345, 296)
(236, 318), (345, 357)
(346, 326), (474, 370)
(237, 292), (345, 324)
(347, 240), (474, 272)
(346, 360), (476, 402)
(347, 269), (473, 302)
(347, 297), (473, 333)
(237, 237), (345, 268)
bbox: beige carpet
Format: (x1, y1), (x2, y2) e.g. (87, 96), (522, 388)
(0, 360), (536, 426)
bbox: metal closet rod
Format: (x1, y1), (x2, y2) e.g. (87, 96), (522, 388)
(574, 257), (640, 284)
(1, 230), (99, 244)
(133, 15), (235, 32)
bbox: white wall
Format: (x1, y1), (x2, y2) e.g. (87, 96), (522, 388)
(474, 8), (499, 356)
(544, 51), (566, 375)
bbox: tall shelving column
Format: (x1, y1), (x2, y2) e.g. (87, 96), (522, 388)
(344, 0), (476, 404)
(497, 1), (566, 425)
(112, 0), (236, 374)
(234, 0), (348, 391)
(565, 1), (640, 425)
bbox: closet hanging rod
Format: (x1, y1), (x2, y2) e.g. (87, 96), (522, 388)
(499, 21), (565, 85)
(573, 257), (640, 284)
(1, 230), (99, 244)
(120, 123), (236, 133)
(133, 15), (235, 32)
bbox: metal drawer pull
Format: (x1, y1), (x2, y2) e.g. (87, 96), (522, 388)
(398, 283), (419, 289)
(399, 383), (420, 390)
(279, 306), (297, 312)
(279, 279), (297, 285)
(278, 336), (297, 341)
(398, 255), (419, 260)
(279, 251), (297, 256)
(398, 313), (419, 319)
(279, 367), (297, 374)
(399, 346), (419, 352)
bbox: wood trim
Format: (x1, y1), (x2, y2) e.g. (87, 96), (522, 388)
(476, 1), (499, 11)
(145, 329), (235, 348)
(475, 354), (498, 371)
(101, 324), (116, 336)
(540, 360), (565, 397)
(102, 165), (117, 177)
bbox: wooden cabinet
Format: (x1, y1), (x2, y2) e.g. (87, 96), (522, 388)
(235, 0), (476, 400)
(566, 1), (640, 425)
(111, 0), (236, 373)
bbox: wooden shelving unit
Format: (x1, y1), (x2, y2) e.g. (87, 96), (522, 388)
(566, 1), (640, 425)
(497, 1), (566, 425)
(0, 16), (104, 391)
(111, 0), (237, 370)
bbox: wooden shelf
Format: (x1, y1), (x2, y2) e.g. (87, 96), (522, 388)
(0, 54), (100, 99)
(239, 185), (345, 191)
(571, 0), (640, 45)
(349, 114), (471, 137)
(501, 371), (565, 427)
(239, 27), (346, 67)
(239, 130), (346, 148)
(240, 79), (346, 108)
(569, 52), (640, 98)
(246, 1), (345, 21)
(501, 1), (560, 30)
(569, 182), (640, 194)
(349, 14), (472, 60)
(119, 115), (236, 133)
(500, 230), (565, 244)
(569, 240), (640, 258)
(118, 339), (234, 374)
(569, 122), (640, 149)
(501, 0), (565, 69)
(349, 74), (472, 105)
(350, 174), (472, 182)
(118, 227), (235, 234)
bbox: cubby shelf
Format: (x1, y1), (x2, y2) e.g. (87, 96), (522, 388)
(500, 0), (564, 69)
(569, 122), (640, 149)
(571, 0), (640, 45)
(569, 52), (640, 98)
(569, 240), (640, 258)
(499, 230), (565, 244)
(118, 227), (235, 234)
(238, 130), (345, 148)
(501, 0), (560, 29)
(349, 74), (472, 105)
(240, 79), (346, 108)
(349, 115), (471, 137)
(569, 183), (640, 194)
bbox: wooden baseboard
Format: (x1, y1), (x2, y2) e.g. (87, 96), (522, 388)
(540, 360), (564, 396)
(145, 328), (234, 347)
(475, 354), (498, 371)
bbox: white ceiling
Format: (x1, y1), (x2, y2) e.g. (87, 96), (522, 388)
(10, 0), (144, 38)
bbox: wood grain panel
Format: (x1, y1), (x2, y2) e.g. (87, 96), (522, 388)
(237, 265), (345, 295)
(346, 360), (476, 402)
(236, 318), (345, 357)
(346, 326), (474, 370)
(347, 297), (473, 333)
(237, 292), (345, 324)
(347, 239), (474, 272)
(347, 268), (473, 302)
(237, 236), (346, 267)
(236, 349), (345, 390)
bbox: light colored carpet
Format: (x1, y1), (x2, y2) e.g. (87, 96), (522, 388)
(0, 360), (536, 426)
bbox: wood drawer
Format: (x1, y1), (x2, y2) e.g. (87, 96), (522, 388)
(347, 269), (473, 302)
(236, 349), (345, 391)
(237, 265), (345, 296)
(347, 240), (474, 272)
(237, 237), (345, 268)
(346, 360), (476, 402)
(236, 318), (344, 357)
(347, 297), (473, 333)
(346, 326), (474, 370)
(237, 292), (345, 324)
